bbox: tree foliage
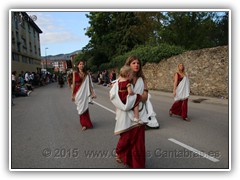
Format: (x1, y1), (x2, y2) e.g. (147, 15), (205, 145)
(158, 12), (228, 50)
(81, 11), (228, 71)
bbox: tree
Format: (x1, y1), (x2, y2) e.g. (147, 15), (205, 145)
(83, 12), (157, 66)
(80, 11), (228, 70)
(154, 12), (229, 50)
(215, 12), (228, 46)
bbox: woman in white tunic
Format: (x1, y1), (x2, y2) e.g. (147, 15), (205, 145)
(110, 55), (159, 168)
(72, 60), (96, 131)
(169, 63), (190, 121)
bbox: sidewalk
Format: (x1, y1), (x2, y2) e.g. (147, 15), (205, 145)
(149, 90), (228, 106)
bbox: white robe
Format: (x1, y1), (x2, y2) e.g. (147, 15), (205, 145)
(75, 74), (94, 115)
(133, 78), (159, 128)
(174, 76), (190, 101)
(110, 77), (159, 135)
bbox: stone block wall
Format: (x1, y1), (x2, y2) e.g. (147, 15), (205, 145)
(142, 46), (228, 98)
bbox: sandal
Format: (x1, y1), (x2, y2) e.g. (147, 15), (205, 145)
(81, 126), (87, 131)
(115, 154), (122, 163)
(169, 110), (173, 117)
(183, 118), (191, 122)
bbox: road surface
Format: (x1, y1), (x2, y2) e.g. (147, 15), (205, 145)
(11, 82), (229, 169)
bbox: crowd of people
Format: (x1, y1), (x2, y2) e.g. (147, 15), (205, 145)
(11, 70), (59, 105)
(96, 69), (116, 86)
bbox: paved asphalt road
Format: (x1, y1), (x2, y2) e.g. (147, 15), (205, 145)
(11, 82), (229, 169)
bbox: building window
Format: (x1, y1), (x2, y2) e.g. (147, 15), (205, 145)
(21, 21), (25, 29)
(12, 31), (15, 44)
(17, 43), (21, 52)
(22, 37), (27, 49)
(34, 45), (37, 54)
(34, 60), (41, 65)
(14, 13), (19, 30)
(22, 56), (28, 63)
(29, 58), (33, 64)
(28, 24), (31, 33)
(12, 53), (19, 62)
(29, 42), (32, 52)
(16, 31), (21, 52)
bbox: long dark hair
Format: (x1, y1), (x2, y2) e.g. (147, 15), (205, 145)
(76, 60), (87, 74)
(124, 55), (145, 80)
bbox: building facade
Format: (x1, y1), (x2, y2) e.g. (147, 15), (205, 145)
(11, 12), (43, 74)
(41, 50), (80, 73)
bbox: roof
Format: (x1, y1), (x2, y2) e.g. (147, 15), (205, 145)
(21, 12), (43, 33)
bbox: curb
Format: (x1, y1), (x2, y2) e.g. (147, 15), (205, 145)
(149, 90), (228, 106)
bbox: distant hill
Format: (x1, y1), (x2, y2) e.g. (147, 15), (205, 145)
(41, 50), (82, 61)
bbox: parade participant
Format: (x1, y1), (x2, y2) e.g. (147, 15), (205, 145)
(169, 63), (190, 121)
(110, 55), (157, 168)
(67, 72), (73, 88)
(72, 60), (96, 131)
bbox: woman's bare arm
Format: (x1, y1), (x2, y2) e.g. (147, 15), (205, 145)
(173, 73), (178, 97)
(71, 72), (76, 101)
(141, 81), (148, 103)
(127, 85), (134, 95)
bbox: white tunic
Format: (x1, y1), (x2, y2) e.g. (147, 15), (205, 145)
(75, 74), (94, 115)
(174, 76), (190, 101)
(110, 77), (159, 134)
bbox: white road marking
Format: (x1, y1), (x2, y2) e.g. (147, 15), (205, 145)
(92, 101), (220, 163)
(92, 100), (116, 114)
(168, 138), (220, 162)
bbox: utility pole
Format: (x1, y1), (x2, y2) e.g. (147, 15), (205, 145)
(45, 47), (48, 72)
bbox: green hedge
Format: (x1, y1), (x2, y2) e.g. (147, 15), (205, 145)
(110, 43), (185, 69)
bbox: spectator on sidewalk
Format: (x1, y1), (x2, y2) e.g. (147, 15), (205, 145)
(12, 71), (17, 92)
(98, 71), (103, 84)
(108, 70), (117, 87)
(12, 71), (17, 105)
(24, 71), (29, 83)
(102, 70), (109, 86)
(18, 73), (24, 86)
(13, 82), (32, 97)
(67, 72), (73, 88)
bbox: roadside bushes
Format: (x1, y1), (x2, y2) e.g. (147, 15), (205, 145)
(95, 43), (185, 71)
(110, 43), (185, 69)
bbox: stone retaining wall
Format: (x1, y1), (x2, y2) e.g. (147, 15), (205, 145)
(142, 46), (228, 98)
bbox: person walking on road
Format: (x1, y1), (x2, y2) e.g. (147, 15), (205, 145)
(72, 60), (96, 131)
(169, 63), (190, 121)
(110, 55), (158, 168)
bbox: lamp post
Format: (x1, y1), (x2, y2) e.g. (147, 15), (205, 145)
(45, 47), (48, 72)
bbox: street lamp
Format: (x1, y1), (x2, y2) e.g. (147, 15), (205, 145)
(45, 47), (48, 71)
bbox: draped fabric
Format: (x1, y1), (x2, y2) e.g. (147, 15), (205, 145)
(133, 78), (159, 128)
(110, 78), (146, 135)
(74, 74), (93, 115)
(110, 77), (159, 134)
(118, 80), (131, 104)
(170, 98), (188, 119)
(74, 73), (94, 128)
(116, 125), (145, 168)
(79, 109), (93, 128)
(110, 77), (159, 168)
(174, 76), (190, 101)
(170, 74), (190, 119)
